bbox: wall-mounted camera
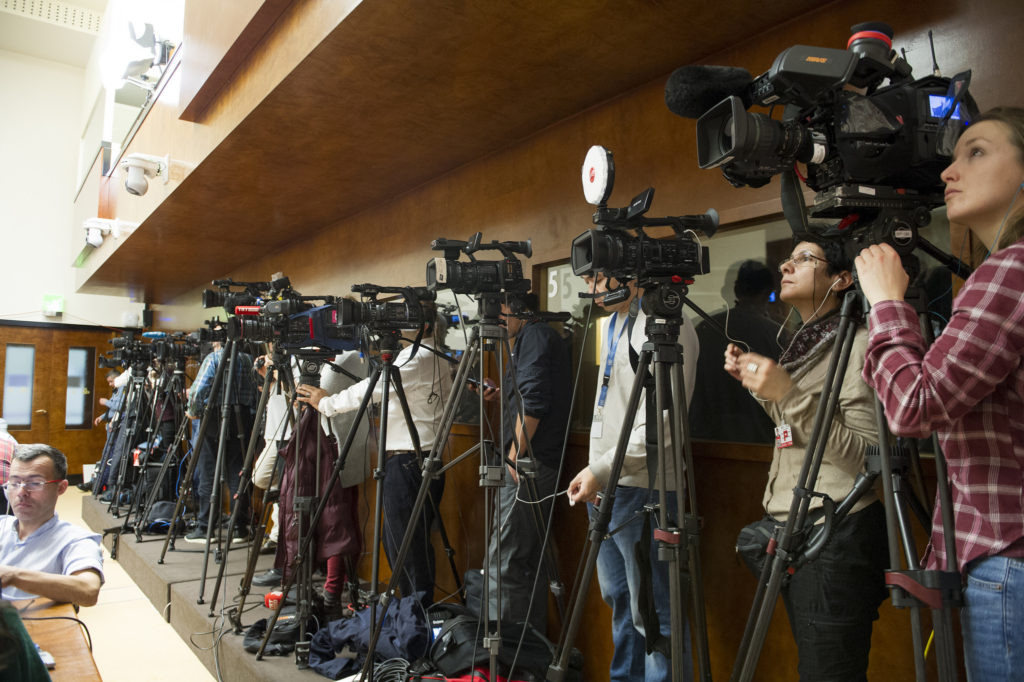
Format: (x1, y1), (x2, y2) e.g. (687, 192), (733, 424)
(119, 152), (167, 196)
(82, 217), (139, 249)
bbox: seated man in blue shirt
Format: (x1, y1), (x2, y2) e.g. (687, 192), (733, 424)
(0, 444), (104, 605)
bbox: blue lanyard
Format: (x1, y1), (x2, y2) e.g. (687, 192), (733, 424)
(598, 312), (628, 409)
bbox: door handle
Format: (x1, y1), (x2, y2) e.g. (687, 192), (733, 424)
(35, 409), (48, 415)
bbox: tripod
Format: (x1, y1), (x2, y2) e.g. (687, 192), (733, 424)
(195, 340), (255, 605)
(549, 283), (711, 682)
(256, 331), (458, 666)
(105, 361), (151, 518)
(729, 287), (963, 682)
(126, 361), (189, 541)
(359, 295), (569, 680)
(157, 338), (245, 565)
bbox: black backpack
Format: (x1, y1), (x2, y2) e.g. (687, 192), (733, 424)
(428, 604), (582, 681)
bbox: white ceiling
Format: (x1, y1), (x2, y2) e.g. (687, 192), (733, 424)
(0, 0), (108, 68)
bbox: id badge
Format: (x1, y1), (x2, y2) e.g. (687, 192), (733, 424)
(775, 423), (794, 448)
(592, 409), (604, 439)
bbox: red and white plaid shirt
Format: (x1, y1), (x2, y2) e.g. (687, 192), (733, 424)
(864, 239), (1024, 574)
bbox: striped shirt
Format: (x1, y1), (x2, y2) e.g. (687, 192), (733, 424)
(863, 239), (1024, 573)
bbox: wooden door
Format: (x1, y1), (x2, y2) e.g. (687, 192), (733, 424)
(0, 322), (118, 477)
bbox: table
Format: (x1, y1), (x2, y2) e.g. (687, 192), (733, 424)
(13, 598), (102, 681)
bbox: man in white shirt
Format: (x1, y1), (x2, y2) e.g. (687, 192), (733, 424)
(0, 444), (104, 605)
(296, 315), (452, 604)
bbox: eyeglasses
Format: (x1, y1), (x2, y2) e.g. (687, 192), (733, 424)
(2, 479), (62, 493)
(778, 251), (828, 273)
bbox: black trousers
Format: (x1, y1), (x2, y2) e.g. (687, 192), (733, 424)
(380, 451), (445, 604)
(739, 501), (889, 682)
(196, 408), (254, 531)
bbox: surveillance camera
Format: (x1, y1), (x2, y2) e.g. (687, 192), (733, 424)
(120, 153), (165, 196)
(83, 218), (113, 248)
(85, 226), (104, 248)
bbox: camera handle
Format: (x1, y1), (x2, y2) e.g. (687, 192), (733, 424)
(549, 308), (711, 682)
(729, 288), (962, 682)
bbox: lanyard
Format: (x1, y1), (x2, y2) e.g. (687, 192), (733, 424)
(598, 312), (628, 408)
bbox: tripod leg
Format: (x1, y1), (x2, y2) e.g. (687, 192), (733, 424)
(208, 370), (273, 613)
(158, 349), (230, 564)
(549, 349), (654, 681)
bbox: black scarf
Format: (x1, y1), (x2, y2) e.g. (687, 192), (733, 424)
(779, 309), (841, 374)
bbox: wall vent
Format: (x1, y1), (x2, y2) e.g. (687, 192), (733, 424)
(0, 0), (102, 35)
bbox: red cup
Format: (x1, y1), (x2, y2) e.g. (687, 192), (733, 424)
(264, 590), (283, 609)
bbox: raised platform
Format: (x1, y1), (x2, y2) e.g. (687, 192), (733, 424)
(81, 495), (327, 682)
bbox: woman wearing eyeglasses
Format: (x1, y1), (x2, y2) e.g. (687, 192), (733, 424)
(723, 238), (888, 681)
(856, 107), (1024, 680)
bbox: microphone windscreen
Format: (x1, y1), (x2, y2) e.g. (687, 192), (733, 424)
(664, 65), (752, 119)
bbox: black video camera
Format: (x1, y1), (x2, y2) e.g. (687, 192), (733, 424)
(201, 276), (293, 315)
(571, 146), (717, 288)
(98, 332), (147, 369)
(668, 22), (980, 261)
(338, 284), (436, 335)
(426, 232), (532, 296)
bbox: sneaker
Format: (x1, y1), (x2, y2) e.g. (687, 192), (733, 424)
(252, 568), (282, 587)
(259, 539), (277, 556)
(184, 527), (208, 543)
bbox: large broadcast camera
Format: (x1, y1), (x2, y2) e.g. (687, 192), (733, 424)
(665, 22), (979, 260)
(98, 332), (147, 369)
(145, 331), (201, 365)
(339, 284), (436, 334)
(201, 276), (294, 314)
(228, 297), (361, 353)
(570, 146), (718, 314)
(98, 331), (200, 369)
(426, 232), (532, 296)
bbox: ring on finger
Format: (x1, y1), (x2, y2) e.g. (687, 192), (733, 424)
(747, 362), (760, 374)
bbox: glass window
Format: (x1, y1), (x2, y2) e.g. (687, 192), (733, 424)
(65, 347), (96, 428)
(2, 344), (35, 429)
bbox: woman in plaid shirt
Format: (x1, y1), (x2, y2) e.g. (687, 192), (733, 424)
(857, 107), (1024, 680)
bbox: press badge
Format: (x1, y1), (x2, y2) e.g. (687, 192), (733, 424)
(592, 408), (604, 439)
(775, 423), (794, 448)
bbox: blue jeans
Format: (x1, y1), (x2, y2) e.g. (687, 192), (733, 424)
(590, 486), (692, 682)
(962, 555), (1024, 681)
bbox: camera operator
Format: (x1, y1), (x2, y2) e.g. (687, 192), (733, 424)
(477, 291), (571, 633)
(295, 305), (451, 606)
(185, 332), (258, 541)
(723, 237), (888, 681)
(855, 107), (1024, 680)
(253, 348), (371, 618)
(567, 274), (698, 681)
